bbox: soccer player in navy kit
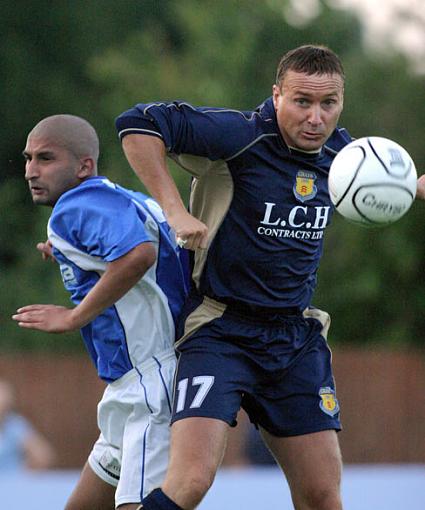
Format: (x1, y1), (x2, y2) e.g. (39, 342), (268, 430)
(13, 114), (188, 510)
(114, 45), (347, 510)
(116, 45), (424, 510)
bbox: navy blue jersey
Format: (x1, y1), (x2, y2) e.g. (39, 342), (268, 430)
(116, 98), (351, 311)
(48, 176), (188, 382)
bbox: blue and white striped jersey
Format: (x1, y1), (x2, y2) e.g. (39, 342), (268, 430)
(116, 98), (352, 311)
(48, 176), (188, 382)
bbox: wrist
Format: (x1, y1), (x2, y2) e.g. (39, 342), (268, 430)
(163, 200), (187, 220)
(68, 307), (87, 330)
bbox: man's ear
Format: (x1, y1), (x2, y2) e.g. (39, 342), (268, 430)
(77, 157), (96, 178)
(272, 84), (281, 110)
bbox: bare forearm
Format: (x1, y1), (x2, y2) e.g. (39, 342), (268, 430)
(71, 268), (139, 327)
(71, 242), (155, 327)
(122, 134), (186, 217)
(13, 243), (156, 333)
(121, 134), (209, 250)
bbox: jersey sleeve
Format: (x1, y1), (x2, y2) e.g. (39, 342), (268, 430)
(327, 126), (353, 152)
(50, 184), (152, 261)
(115, 101), (259, 161)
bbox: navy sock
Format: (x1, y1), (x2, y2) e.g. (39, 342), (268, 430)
(142, 488), (184, 510)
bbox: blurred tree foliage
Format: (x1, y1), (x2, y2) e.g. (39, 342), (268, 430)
(1, 0), (424, 351)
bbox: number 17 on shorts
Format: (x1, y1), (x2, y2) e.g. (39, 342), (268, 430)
(175, 376), (215, 413)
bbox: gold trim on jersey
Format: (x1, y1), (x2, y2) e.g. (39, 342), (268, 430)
(303, 307), (331, 339)
(175, 296), (227, 348)
(170, 153), (234, 290)
(176, 300), (331, 347)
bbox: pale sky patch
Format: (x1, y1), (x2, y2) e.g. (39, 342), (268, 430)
(284, 0), (425, 73)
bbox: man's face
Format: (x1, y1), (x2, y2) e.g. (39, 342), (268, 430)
(272, 70), (344, 151)
(23, 136), (82, 206)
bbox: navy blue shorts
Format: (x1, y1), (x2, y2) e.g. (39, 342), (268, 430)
(172, 305), (341, 437)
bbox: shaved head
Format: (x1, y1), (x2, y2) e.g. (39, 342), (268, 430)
(28, 114), (99, 165)
(24, 114), (100, 206)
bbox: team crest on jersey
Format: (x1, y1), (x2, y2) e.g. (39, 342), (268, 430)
(293, 171), (317, 202)
(319, 387), (339, 417)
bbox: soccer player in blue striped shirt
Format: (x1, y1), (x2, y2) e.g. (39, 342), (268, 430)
(14, 114), (188, 510)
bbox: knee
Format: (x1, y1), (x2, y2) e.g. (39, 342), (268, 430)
(164, 463), (216, 508)
(180, 465), (216, 502)
(64, 501), (78, 510)
(295, 486), (342, 510)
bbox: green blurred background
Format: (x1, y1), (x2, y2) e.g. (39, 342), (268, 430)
(1, 0), (425, 352)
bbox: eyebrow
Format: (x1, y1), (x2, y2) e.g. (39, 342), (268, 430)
(294, 89), (341, 97)
(22, 150), (56, 158)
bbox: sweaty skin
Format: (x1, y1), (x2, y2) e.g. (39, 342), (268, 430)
(273, 71), (344, 152)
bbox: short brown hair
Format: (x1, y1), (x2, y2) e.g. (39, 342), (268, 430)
(275, 44), (345, 86)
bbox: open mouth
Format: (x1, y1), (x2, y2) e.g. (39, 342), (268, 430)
(30, 186), (45, 195)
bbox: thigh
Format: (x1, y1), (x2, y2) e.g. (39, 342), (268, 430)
(162, 417), (230, 500)
(65, 462), (116, 510)
(89, 381), (130, 488)
(172, 335), (250, 426)
(88, 388), (126, 491)
(262, 429), (342, 502)
(117, 351), (176, 506)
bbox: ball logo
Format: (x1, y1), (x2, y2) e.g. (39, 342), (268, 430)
(361, 192), (406, 217)
(388, 148), (404, 169)
(293, 171), (317, 202)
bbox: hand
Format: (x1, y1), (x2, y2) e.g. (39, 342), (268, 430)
(37, 240), (55, 262)
(167, 209), (209, 251)
(12, 304), (80, 333)
(416, 174), (425, 200)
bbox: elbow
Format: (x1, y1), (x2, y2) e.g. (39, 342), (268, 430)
(110, 242), (157, 283)
(133, 242), (156, 277)
(142, 242), (156, 272)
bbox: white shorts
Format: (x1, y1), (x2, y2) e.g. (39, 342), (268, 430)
(88, 349), (176, 507)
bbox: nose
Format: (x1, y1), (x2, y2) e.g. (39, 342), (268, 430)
(307, 105), (322, 126)
(25, 159), (39, 181)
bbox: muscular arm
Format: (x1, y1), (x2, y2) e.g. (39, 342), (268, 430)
(13, 242), (156, 333)
(122, 134), (208, 250)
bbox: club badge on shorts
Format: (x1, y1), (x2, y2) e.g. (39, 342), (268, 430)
(293, 170), (317, 202)
(319, 386), (339, 417)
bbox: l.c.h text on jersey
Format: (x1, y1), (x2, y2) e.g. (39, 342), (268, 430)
(258, 202), (331, 240)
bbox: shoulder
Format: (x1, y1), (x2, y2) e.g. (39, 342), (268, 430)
(324, 127), (353, 155)
(111, 184), (166, 223)
(117, 99), (273, 137)
(50, 177), (139, 240)
(117, 99), (275, 161)
(53, 177), (133, 217)
(49, 179), (153, 260)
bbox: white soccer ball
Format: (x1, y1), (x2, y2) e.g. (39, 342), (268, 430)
(328, 136), (417, 226)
